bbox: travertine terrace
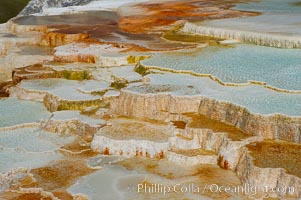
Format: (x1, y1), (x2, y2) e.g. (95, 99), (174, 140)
(0, 0), (300, 199)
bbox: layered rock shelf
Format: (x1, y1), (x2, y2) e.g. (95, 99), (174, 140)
(237, 142), (301, 198)
(89, 110), (301, 197)
(9, 79), (106, 112)
(183, 22), (301, 48)
(166, 149), (218, 166)
(91, 117), (171, 158)
(111, 89), (301, 143)
(54, 43), (149, 65)
(41, 110), (106, 136)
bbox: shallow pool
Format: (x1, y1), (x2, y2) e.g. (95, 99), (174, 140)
(0, 98), (50, 128)
(142, 44), (301, 91)
(0, 127), (74, 172)
(129, 73), (301, 116)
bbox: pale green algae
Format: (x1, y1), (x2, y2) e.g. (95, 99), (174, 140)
(142, 44), (301, 91)
(0, 127), (74, 172)
(0, 98), (50, 128)
(128, 73), (301, 116)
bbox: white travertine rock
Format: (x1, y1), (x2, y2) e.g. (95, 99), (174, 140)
(217, 136), (263, 170)
(166, 151), (217, 166)
(54, 43), (148, 66)
(183, 22), (301, 48)
(0, 41), (8, 56)
(185, 127), (225, 152)
(198, 96), (301, 143)
(20, 0), (148, 16)
(91, 135), (169, 158)
(110, 90), (301, 143)
(41, 110), (105, 135)
(9, 79), (105, 112)
(218, 39), (240, 44)
(168, 135), (200, 150)
(94, 87), (300, 199)
(9, 86), (46, 101)
(110, 90), (201, 121)
(54, 43), (129, 66)
(91, 117), (172, 157)
(168, 128), (225, 153)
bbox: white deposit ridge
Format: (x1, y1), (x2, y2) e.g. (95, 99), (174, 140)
(183, 0), (301, 48)
(183, 23), (301, 49)
(21, 0), (148, 16)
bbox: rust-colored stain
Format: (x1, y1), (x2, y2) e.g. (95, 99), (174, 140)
(1, 136), (98, 199)
(0, 160), (82, 200)
(54, 53), (96, 63)
(176, 133), (193, 141)
(31, 159), (95, 191)
(9, 193), (51, 200)
(119, 0), (259, 34)
(46, 23), (159, 51)
(132, 150), (164, 158)
(217, 155), (230, 170)
(103, 147), (110, 155)
(157, 151), (165, 159)
(0, 80), (12, 97)
(217, 155), (223, 168)
(224, 160), (230, 170)
(40, 32), (90, 47)
(12, 0), (259, 51)
(52, 191), (73, 200)
(171, 121), (187, 129)
(196, 165), (240, 199)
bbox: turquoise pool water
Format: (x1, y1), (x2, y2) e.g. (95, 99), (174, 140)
(68, 165), (144, 200)
(0, 127), (74, 172)
(142, 44), (301, 91)
(0, 98), (50, 127)
(20, 78), (102, 100)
